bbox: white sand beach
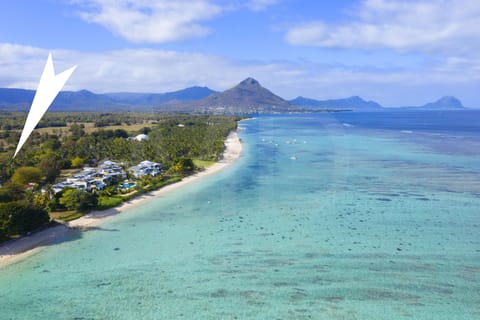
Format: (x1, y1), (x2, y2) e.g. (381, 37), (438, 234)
(0, 131), (242, 268)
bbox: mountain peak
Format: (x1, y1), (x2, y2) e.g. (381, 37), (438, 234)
(422, 96), (464, 109)
(438, 96), (463, 105)
(175, 77), (294, 113)
(238, 77), (260, 87)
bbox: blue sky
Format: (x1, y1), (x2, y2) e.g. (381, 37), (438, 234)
(0, 0), (479, 107)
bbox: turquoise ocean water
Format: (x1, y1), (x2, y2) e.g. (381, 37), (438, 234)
(1, 112), (479, 319)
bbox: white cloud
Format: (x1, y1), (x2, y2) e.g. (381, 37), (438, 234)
(74, 0), (222, 43)
(0, 43), (479, 107)
(247, 0), (278, 12)
(0, 43), (292, 94)
(285, 0), (480, 54)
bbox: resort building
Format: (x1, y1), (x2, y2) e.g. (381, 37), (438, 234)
(129, 160), (161, 178)
(52, 160), (126, 194)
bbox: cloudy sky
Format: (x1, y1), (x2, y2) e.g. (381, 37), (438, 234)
(0, 0), (479, 107)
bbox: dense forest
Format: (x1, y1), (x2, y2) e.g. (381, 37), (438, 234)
(0, 113), (241, 243)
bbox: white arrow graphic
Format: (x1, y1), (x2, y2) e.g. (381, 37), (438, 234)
(14, 53), (76, 158)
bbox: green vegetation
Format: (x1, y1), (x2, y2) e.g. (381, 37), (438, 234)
(11, 166), (43, 185)
(97, 196), (123, 210)
(0, 201), (49, 236)
(58, 212), (84, 222)
(0, 113), (242, 243)
(58, 189), (98, 212)
(170, 158), (195, 174)
(193, 159), (215, 169)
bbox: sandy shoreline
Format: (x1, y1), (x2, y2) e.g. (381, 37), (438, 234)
(0, 131), (243, 268)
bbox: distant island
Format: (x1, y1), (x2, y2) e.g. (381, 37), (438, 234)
(396, 96), (465, 110)
(0, 78), (466, 113)
(291, 95), (466, 112)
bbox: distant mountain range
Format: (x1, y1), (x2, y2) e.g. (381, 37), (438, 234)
(0, 78), (466, 113)
(290, 95), (465, 111)
(290, 95), (382, 110)
(104, 86), (216, 107)
(0, 86), (216, 112)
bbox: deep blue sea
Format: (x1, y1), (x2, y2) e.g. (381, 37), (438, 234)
(1, 111), (479, 319)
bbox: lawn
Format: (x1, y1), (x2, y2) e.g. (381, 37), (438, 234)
(193, 159), (216, 169)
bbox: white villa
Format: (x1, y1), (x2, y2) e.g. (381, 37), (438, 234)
(52, 160), (126, 194)
(51, 159), (163, 194)
(129, 160), (161, 178)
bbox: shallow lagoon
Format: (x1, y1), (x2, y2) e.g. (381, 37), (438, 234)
(1, 112), (479, 319)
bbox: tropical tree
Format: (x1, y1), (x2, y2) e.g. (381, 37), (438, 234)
(0, 182), (25, 202)
(38, 153), (63, 183)
(71, 157), (85, 168)
(59, 189), (98, 212)
(0, 201), (49, 235)
(170, 158), (195, 174)
(11, 166), (43, 185)
(69, 123), (85, 140)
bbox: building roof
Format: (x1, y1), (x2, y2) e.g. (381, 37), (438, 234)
(135, 134), (150, 141)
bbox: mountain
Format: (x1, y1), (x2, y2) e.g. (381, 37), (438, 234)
(0, 83), (466, 113)
(104, 86), (216, 106)
(0, 88), (35, 104)
(0, 86), (216, 112)
(0, 88), (35, 111)
(290, 95), (382, 110)
(418, 96), (464, 109)
(0, 79), (295, 114)
(161, 78), (298, 113)
(393, 96), (465, 110)
(52, 90), (122, 111)
(0, 88), (119, 111)
(290, 95), (466, 111)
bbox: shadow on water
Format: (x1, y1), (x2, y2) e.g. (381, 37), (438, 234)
(0, 219), (121, 263)
(70, 225), (120, 232)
